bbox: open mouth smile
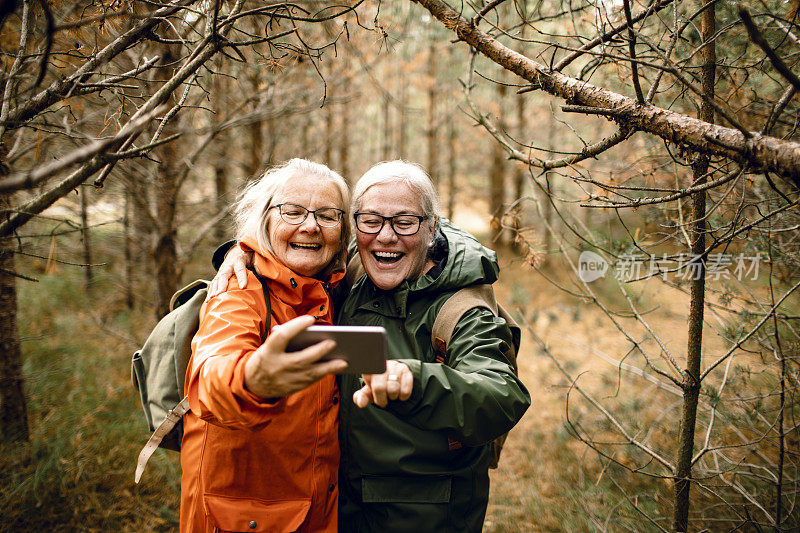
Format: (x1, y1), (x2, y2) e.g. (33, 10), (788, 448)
(290, 242), (322, 251)
(373, 251), (404, 264)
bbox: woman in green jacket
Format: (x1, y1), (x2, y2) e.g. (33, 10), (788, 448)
(214, 160), (530, 532)
(337, 161), (529, 532)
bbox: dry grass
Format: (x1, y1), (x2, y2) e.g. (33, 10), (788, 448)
(0, 265), (182, 532)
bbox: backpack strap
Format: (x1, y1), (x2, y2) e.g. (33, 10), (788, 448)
(431, 284), (519, 371)
(431, 284), (497, 360)
(135, 396), (190, 483)
(247, 266), (272, 338)
(496, 305), (520, 371)
(431, 284), (521, 470)
(169, 280), (207, 311)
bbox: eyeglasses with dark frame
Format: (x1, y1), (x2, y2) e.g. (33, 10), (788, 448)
(269, 203), (344, 228)
(354, 212), (428, 236)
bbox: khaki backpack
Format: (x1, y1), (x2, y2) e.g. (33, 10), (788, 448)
(131, 269), (269, 483)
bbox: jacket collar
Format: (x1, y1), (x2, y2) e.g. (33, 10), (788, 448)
(240, 237), (344, 319)
(356, 282), (409, 318)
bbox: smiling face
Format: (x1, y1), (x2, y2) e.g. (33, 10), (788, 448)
(267, 174), (344, 278)
(356, 181), (436, 291)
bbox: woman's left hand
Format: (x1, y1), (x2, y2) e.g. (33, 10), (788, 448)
(353, 360), (413, 408)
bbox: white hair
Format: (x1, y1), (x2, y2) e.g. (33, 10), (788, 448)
(351, 160), (440, 229)
(233, 158), (351, 273)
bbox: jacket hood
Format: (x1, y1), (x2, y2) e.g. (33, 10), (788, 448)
(406, 218), (499, 293)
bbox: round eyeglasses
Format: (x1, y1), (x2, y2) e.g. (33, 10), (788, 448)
(269, 203), (344, 228)
(354, 212), (428, 236)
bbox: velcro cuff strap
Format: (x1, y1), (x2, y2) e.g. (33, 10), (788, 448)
(134, 396), (190, 484)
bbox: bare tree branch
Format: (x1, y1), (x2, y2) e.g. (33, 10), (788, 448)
(0, 106), (166, 193)
(410, 0), (800, 184)
(740, 7), (800, 93)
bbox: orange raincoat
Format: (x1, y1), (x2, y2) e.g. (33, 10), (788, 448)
(180, 238), (342, 533)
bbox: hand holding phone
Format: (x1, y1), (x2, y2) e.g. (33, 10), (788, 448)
(244, 316), (348, 398)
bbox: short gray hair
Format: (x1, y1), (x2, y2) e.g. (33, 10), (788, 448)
(351, 160), (440, 228)
(233, 158), (351, 273)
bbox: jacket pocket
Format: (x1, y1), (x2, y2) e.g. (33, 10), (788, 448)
(203, 493), (311, 533)
(361, 475), (452, 503)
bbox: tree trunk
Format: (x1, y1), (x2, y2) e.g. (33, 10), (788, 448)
(672, 1), (715, 530)
(398, 61), (408, 159)
(0, 135), (28, 442)
(339, 62), (351, 180)
(247, 70), (264, 178)
(214, 166), (228, 242)
(80, 185), (93, 287)
(266, 113), (276, 167)
(154, 159), (180, 318)
(0, 239), (27, 443)
(123, 174), (151, 298)
(152, 46), (182, 319)
(490, 75), (507, 244)
(212, 59), (229, 242)
(123, 189), (134, 309)
(773, 274), (787, 529)
(511, 69), (526, 252)
(325, 101), (334, 169)
(542, 110), (555, 258)
(382, 90), (392, 161)
(300, 107), (310, 158)
(446, 115), (457, 220)
(426, 37), (437, 184)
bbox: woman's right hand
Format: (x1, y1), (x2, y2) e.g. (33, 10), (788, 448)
(244, 315), (348, 399)
(208, 245), (253, 299)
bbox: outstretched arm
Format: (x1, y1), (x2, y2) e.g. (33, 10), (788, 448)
(188, 279), (347, 430)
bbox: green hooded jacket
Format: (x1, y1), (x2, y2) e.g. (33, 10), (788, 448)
(337, 220), (531, 533)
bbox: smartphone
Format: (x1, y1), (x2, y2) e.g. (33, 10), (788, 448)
(285, 325), (387, 374)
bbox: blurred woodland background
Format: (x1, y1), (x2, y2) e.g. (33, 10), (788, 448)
(1, 0), (799, 531)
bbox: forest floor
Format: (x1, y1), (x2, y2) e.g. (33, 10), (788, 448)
(0, 234), (750, 532)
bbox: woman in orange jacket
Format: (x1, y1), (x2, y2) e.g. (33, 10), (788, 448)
(180, 159), (351, 533)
